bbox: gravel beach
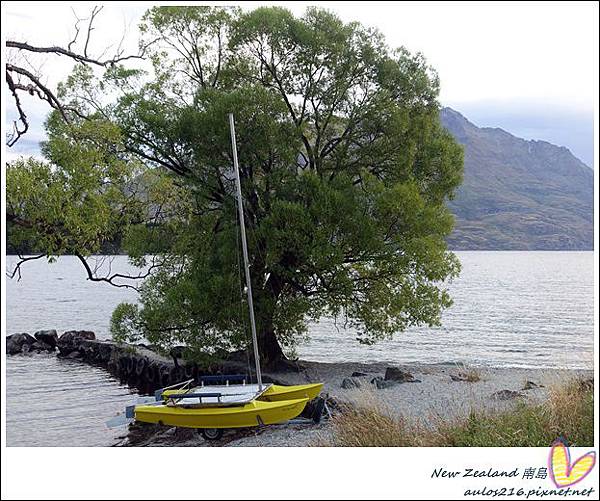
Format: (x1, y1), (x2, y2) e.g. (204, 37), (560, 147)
(118, 361), (593, 447)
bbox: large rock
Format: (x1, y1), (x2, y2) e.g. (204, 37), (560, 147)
(61, 330), (96, 342)
(57, 330), (96, 356)
(341, 377), (362, 389)
(97, 343), (114, 363)
(384, 367), (420, 383)
(34, 330), (58, 350)
(30, 340), (55, 353)
(6, 333), (36, 355)
(370, 376), (400, 389)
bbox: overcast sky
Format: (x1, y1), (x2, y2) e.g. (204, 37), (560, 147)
(3, 1), (598, 165)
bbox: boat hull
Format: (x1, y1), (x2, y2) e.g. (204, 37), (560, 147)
(134, 398), (308, 429)
(259, 383), (324, 402)
(161, 383), (324, 404)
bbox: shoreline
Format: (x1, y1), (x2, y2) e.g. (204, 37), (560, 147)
(118, 360), (594, 447)
(5, 332), (594, 447)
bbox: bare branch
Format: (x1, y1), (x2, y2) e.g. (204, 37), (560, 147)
(6, 254), (45, 281)
(74, 252), (166, 291)
(6, 63), (70, 122)
(6, 40), (146, 67)
(84, 6), (104, 58)
(68, 7), (83, 52)
(5, 6), (155, 147)
(5, 71), (29, 147)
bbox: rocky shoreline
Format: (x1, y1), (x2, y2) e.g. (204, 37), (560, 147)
(112, 361), (594, 447)
(6, 329), (290, 396)
(6, 331), (594, 447)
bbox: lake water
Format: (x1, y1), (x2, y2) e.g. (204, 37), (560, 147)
(4, 251), (595, 446)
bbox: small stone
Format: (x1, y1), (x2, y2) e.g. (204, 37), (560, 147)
(491, 389), (524, 401)
(351, 371), (368, 378)
(173, 427), (196, 442)
(522, 380), (543, 390)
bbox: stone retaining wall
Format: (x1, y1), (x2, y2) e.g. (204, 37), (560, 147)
(6, 330), (276, 395)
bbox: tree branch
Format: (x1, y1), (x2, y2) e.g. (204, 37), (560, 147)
(6, 254), (45, 281)
(74, 253), (165, 291)
(5, 71), (29, 147)
(5, 5), (155, 147)
(6, 63), (70, 122)
(6, 40), (146, 68)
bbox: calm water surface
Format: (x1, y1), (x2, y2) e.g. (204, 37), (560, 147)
(5, 251), (594, 446)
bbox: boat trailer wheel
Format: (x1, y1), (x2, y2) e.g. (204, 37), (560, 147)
(200, 428), (224, 441)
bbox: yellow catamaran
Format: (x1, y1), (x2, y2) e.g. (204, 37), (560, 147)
(129, 115), (323, 440)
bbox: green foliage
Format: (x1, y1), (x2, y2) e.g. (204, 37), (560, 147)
(110, 303), (143, 344)
(6, 114), (182, 259)
(7, 6), (464, 363)
(7, 117), (129, 256)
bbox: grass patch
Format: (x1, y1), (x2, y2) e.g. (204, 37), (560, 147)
(315, 391), (428, 447)
(319, 377), (593, 447)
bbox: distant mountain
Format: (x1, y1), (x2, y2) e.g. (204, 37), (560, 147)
(441, 107), (594, 250)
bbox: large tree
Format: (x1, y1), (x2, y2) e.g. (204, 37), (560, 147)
(6, 6), (463, 368)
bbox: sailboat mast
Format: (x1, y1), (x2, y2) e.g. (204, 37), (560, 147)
(228, 113), (263, 390)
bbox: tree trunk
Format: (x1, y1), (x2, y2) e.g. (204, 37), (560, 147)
(251, 267), (299, 371)
(258, 325), (286, 369)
